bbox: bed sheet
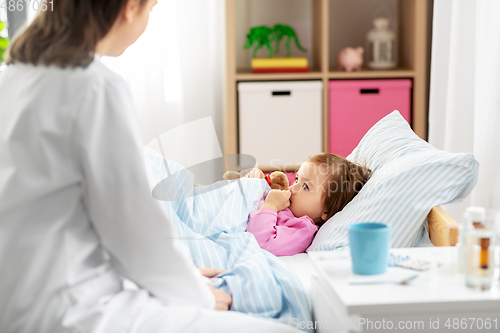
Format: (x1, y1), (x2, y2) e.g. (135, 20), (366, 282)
(144, 148), (312, 331)
(279, 253), (314, 305)
(279, 248), (352, 306)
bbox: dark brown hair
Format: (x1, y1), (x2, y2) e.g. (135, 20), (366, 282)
(307, 153), (372, 227)
(6, 0), (148, 68)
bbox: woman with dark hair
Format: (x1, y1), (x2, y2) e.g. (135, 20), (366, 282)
(0, 1), (299, 332)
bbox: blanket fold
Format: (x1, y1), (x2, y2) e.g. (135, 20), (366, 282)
(144, 147), (312, 330)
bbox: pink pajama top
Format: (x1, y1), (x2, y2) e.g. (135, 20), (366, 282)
(247, 201), (319, 256)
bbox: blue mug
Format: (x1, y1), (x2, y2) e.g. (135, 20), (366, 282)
(348, 223), (391, 275)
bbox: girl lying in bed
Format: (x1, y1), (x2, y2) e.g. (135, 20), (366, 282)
(245, 153), (371, 256)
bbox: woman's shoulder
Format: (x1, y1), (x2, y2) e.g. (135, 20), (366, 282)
(87, 58), (126, 87)
(69, 58), (128, 95)
(3, 57), (127, 101)
(31, 56), (123, 89)
(54, 58), (131, 108)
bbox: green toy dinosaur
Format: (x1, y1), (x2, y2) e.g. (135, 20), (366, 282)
(0, 20), (9, 65)
(243, 26), (275, 58)
(273, 24), (307, 57)
(243, 24), (307, 58)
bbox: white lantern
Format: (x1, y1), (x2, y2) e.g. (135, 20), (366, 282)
(367, 17), (396, 69)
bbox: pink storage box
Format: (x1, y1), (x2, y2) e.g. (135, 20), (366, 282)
(329, 79), (412, 157)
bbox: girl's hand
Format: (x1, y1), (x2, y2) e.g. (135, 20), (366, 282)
(261, 189), (291, 212)
(241, 168), (265, 179)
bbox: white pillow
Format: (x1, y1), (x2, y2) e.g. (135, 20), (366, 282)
(307, 111), (478, 251)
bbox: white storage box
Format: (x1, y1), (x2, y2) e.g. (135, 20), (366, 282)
(238, 81), (323, 169)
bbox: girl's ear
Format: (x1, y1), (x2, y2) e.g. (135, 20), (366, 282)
(321, 212), (328, 221)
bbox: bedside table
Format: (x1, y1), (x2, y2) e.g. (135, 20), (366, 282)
(309, 247), (500, 333)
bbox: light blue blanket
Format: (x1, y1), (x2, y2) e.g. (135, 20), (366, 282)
(144, 148), (311, 330)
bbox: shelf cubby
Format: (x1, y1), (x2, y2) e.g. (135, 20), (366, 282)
(225, 0), (430, 167)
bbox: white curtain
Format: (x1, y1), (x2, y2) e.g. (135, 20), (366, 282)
(103, 0), (225, 182)
(429, 0), (500, 223)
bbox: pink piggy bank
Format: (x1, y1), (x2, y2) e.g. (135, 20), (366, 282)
(337, 47), (364, 71)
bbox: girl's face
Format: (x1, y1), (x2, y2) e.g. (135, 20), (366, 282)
(289, 162), (328, 221)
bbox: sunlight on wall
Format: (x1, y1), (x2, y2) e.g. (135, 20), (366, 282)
(102, 1), (182, 104)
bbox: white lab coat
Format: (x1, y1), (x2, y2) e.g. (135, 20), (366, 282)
(0, 55), (220, 332)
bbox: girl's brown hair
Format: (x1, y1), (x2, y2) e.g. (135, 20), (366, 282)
(307, 153), (372, 227)
(6, 0), (148, 68)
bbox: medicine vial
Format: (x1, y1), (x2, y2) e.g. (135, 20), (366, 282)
(464, 207), (496, 290)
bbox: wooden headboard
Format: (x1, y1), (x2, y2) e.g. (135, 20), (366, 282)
(428, 206), (459, 246)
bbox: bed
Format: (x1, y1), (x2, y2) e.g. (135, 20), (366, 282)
(427, 206), (459, 246)
(143, 111), (476, 332)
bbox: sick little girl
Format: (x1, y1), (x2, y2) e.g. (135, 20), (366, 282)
(246, 153), (371, 256)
